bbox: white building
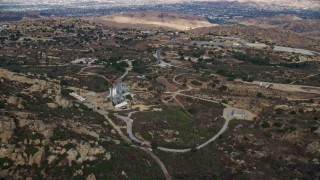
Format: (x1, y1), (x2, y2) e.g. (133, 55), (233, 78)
(71, 58), (98, 66)
(258, 82), (273, 88)
(108, 83), (130, 105)
(69, 92), (86, 102)
(115, 101), (128, 109)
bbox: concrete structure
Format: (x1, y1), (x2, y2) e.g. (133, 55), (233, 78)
(69, 92), (86, 102)
(108, 83), (130, 105)
(115, 101), (128, 109)
(231, 109), (247, 119)
(258, 82), (273, 88)
(71, 58), (98, 66)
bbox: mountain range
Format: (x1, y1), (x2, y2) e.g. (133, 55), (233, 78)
(2, 0), (320, 9)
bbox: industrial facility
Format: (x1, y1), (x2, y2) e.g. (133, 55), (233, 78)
(108, 83), (131, 108)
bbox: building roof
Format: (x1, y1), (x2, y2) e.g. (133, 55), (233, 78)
(115, 101), (128, 108)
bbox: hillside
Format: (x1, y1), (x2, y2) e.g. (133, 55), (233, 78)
(191, 25), (320, 51)
(231, 15), (320, 39)
(231, 0), (320, 9)
(85, 11), (214, 30)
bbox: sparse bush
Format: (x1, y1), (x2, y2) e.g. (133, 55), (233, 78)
(79, 103), (89, 111)
(290, 119), (297, 124)
(0, 158), (13, 169)
(126, 94), (132, 100)
(273, 122), (282, 127)
(290, 111), (296, 115)
(191, 80), (202, 86)
(21, 100), (28, 107)
(51, 129), (65, 140)
(219, 85), (228, 92)
(275, 109), (283, 115)
(261, 121), (270, 128)
(25, 144), (38, 156)
(190, 147), (197, 153)
(151, 142), (158, 149)
(0, 100), (5, 109)
(289, 126), (297, 133)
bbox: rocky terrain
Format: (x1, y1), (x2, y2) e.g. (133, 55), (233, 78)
(86, 11), (214, 30)
(191, 25), (320, 51)
(232, 15), (320, 39)
(0, 15), (320, 179)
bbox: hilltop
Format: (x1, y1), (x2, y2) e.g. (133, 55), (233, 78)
(85, 11), (214, 30)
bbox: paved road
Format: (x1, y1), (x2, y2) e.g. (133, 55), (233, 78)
(78, 66), (111, 82)
(96, 110), (132, 143)
(133, 145), (172, 180)
(158, 117), (232, 153)
(115, 114), (143, 144)
(113, 92), (235, 153)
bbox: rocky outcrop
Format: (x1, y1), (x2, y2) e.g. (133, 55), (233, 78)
(274, 105), (289, 111)
(67, 149), (79, 161)
(86, 174), (96, 180)
(47, 103), (58, 109)
(62, 121), (100, 140)
(11, 153), (26, 165)
(0, 145), (15, 158)
(47, 155), (58, 164)
(0, 68), (60, 93)
(55, 95), (73, 108)
(306, 141), (320, 154)
(28, 148), (44, 166)
(18, 119), (55, 139)
(0, 117), (16, 144)
(7, 96), (24, 109)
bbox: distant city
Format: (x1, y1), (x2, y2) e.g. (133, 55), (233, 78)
(1, 1), (320, 22)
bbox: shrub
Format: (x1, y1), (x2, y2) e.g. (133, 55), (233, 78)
(126, 94), (132, 100)
(219, 85), (228, 92)
(191, 80), (202, 86)
(51, 129), (65, 140)
(190, 147), (197, 153)
(273, 122), (282, 127)
(0, 100), (5, 109)
(0, 158), (13, 169)
(79, 103), (89, 111)
(151, 142), (158, 149)
(261, 122), (270, 128)
(25, 144), (38, 155)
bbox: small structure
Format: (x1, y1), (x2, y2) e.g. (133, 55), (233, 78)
(71, 58), (98, 66)
(137, 75), (146, 79)
(69, 92), (86, 102)
(258, 82), (273, 88)
(115, 101), (128, 109)
(232, 109), (247, 119)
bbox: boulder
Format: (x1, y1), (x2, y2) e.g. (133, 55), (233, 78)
(306, 141), (320, 154)
(0, 118), (16, 144)
(29, 148), (44, 166)
(7, 96), (22, 106)
(86, 174), (96, 180)
(55, 95), (73, 108)
(0, 145), (15, 158)
(12, 153), (25, 165)
(67, 149), (79, 161)
(47, 155), (58, 164)
(47, 103), (58, 109)
(274, 105), (289, 110)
